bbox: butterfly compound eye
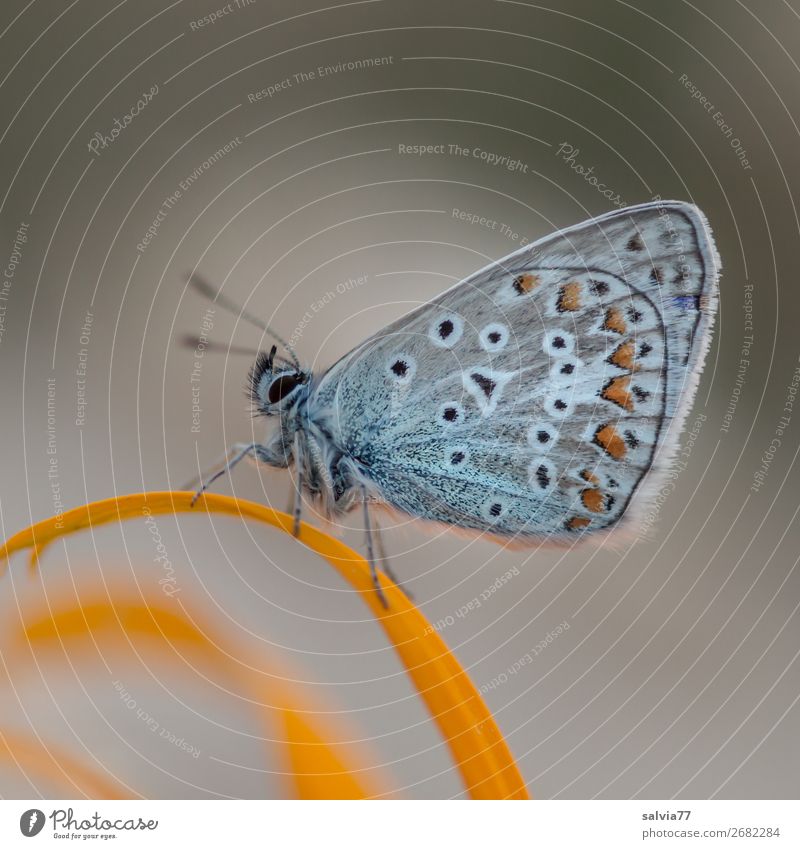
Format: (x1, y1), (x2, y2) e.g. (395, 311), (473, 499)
(268, 372), (304, 404)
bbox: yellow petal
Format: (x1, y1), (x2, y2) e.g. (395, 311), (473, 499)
(280, 709), (374, 801)
(1, 492), (530, 799)
(0, 727), (128, 798)
(2, 588), (387, 800)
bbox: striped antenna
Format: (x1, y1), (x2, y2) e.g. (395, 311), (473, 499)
(186, 273), (300, 370)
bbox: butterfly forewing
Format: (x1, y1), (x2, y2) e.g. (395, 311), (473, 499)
(311, 201), (719, 542)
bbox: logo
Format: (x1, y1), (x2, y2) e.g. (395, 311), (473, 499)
(16, 808), (159, 838)
(19, 809), (45, 837)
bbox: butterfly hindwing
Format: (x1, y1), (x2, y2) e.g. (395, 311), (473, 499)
(311, 201), (719, 541)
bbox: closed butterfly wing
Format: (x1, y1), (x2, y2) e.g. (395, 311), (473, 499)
(310, 201), (719, 542)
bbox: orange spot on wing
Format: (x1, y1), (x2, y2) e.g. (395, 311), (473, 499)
(580, 469), (599, 484)
(566, 517), (591, 530)
(513, 273), (540, 294)
(581, 489), (605, 513)
(594, 424), (627, 460)
(603, 307), (627, 334)
(609, 341), (636, 370)
(557, 281), (582, 312)
(601, 376), (634, 411)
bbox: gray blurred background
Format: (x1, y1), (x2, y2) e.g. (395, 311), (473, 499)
(0, 0), (798, 799)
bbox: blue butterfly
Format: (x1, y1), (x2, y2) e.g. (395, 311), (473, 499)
(189, 201), (719, 605)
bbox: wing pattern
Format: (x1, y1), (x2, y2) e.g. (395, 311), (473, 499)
(310, 201), (719, 542)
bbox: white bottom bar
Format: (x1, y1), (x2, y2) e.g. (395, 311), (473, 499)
(2, 800), (797, 848)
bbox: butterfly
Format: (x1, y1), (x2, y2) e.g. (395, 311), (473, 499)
(189, 200), (719, 604)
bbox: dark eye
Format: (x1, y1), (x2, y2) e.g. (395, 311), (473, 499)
(268, 373), (303, 404)
(247, 351), (274, 405)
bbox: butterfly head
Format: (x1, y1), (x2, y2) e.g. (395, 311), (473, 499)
(248, 345), (309, 415)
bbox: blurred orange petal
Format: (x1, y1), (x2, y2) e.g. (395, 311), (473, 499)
(1, 492), (530, 799)
(279, 709), (374, 800)
(0, 727), (128, 798)
(1, 591), (386, 800)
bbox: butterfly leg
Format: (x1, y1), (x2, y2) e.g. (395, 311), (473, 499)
(291, 431), (304, 537)
(372, 514), (413, 600)
(361, 487), (388, 609)
(186, 442), (259, 506)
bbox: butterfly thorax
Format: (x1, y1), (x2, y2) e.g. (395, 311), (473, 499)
(260, 380), (377, 519)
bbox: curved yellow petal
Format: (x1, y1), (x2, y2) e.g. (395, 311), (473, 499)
(1, 590), (386, 800)
(279, 709), (375, 801)
(0, 727), (128, 798)
(1, 492), (530, 800)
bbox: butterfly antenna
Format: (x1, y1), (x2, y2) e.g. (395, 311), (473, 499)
(181, 335), (296, 369)
(187, 273), (300, 370)
(180, 335), (262, 357)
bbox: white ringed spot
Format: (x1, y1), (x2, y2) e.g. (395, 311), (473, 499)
(528, 457), (557, 492)
(479, 322), (509, 352)
(543, 329), (575, 357)
(549, 357), (580, 383)
(544, 393), (575, 418)
(429, 313), (464, 348)
(437, 401), (465, 426)
(481, 496), (511, 523)
(527, 422), (559, 451)
(386, 354), (417, 384)
(444, 444), (470, 468)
